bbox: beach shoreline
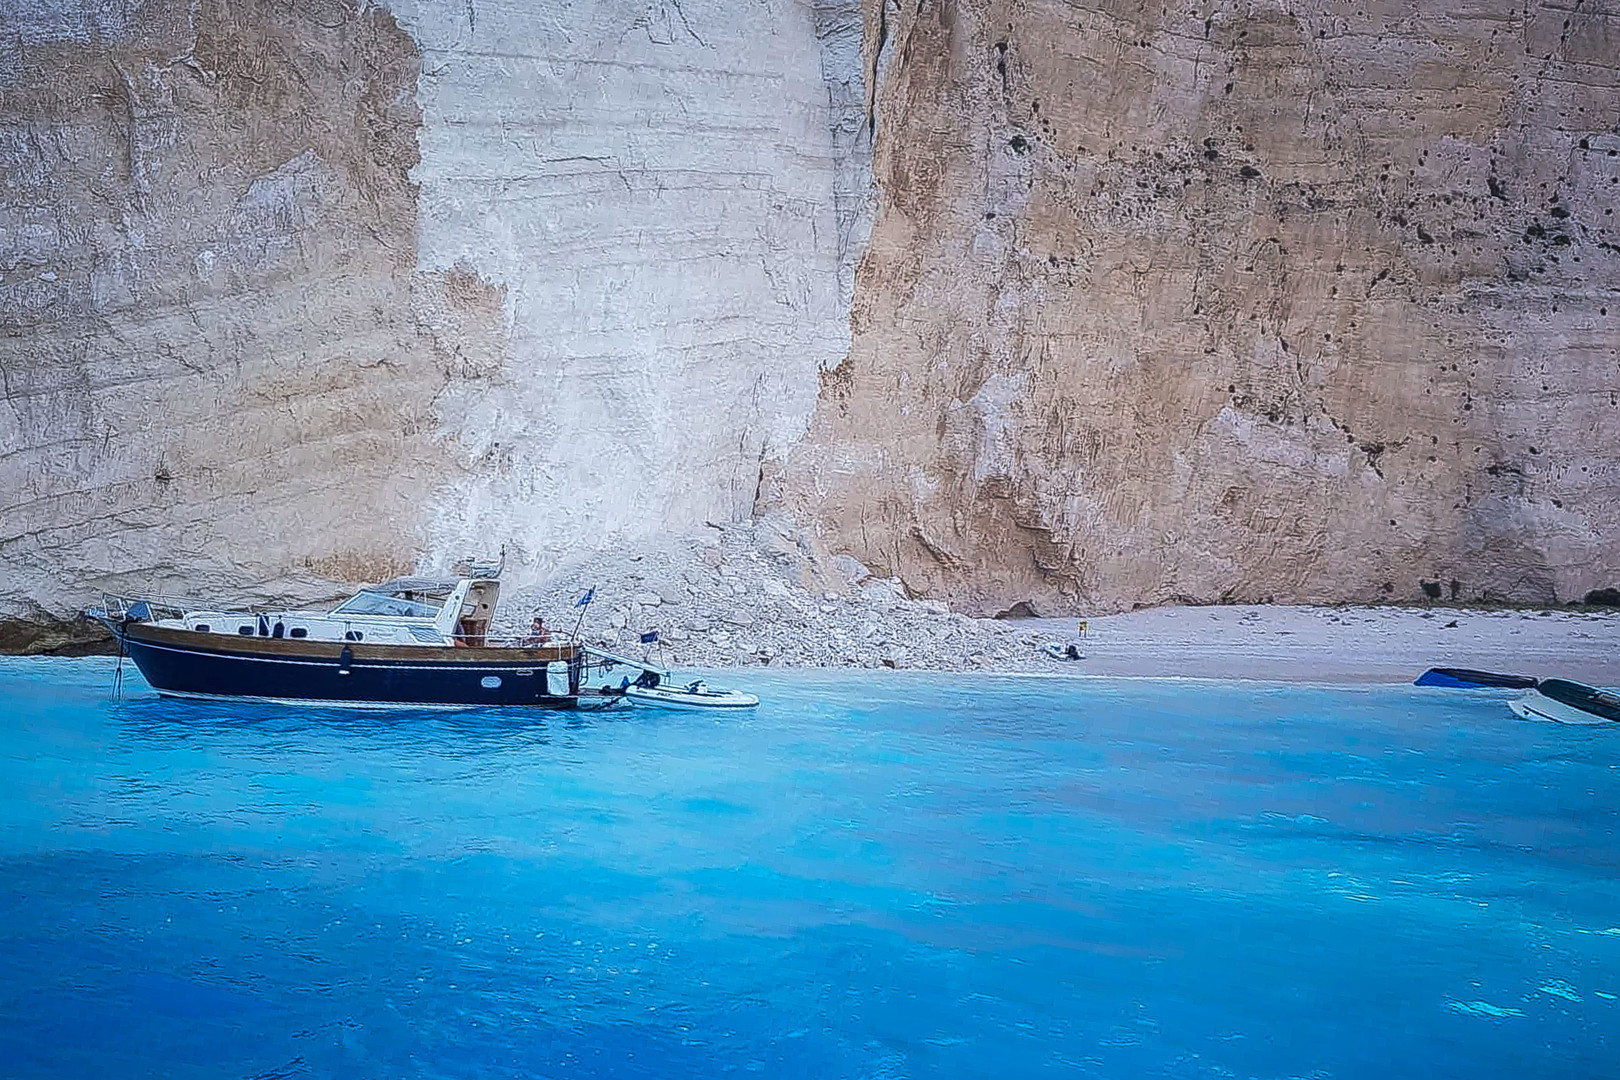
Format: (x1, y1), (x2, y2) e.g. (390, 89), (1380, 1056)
(988, 605), (1620, 686)
(627, 604), (1617, 686)
(5, 601), (1616, 688)
(11, 517), (1618, 687)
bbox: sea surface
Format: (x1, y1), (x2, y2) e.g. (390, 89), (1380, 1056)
(0, 660), (1616, 1079)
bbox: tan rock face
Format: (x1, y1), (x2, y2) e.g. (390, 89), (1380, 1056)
(0, 0), (470, 638)
(773, 0), (1620, 614)
(4, 0), (1618, 648)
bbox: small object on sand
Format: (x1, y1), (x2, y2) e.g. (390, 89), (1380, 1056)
(1042, 642), (1084, 661)
(1443, 620), (1459, 629)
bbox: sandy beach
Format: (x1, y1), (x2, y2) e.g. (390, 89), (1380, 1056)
(1016, 605), (1620, 685)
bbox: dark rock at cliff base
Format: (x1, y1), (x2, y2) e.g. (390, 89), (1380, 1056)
(0, 618), (116, 657)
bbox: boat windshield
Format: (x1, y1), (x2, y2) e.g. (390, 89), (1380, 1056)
(330, 591), (442, 618)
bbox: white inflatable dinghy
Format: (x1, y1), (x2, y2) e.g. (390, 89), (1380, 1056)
(625, 680), (760, 711)
(1042, 642), (1084, 661)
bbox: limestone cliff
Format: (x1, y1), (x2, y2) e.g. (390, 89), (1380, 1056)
(388, 0), (859, 567)
(774, 0), (1620, 614)
(0, 0), (862, 646)
(4, 0), (1619, 648)
(1, 0), (445, 647)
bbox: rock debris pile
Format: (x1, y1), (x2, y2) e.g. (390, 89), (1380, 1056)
(500, 516), (1078, 671)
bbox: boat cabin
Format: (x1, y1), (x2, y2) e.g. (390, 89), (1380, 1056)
(160, 573), (509, 647)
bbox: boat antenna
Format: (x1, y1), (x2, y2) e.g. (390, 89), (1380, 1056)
(568, 585), (596, 644)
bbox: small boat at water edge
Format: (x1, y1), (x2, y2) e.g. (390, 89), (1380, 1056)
(85, 557), (592, 709)
(1508, 679), (1620, 725)
(625, 680), (760, 711)
(579, 649), (759, 711)
(1414, 667), (1539, 690)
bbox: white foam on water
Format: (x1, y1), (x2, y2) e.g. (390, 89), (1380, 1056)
(1446, 1000), (1524, 1018)
(1538, 981), (1582, 1002)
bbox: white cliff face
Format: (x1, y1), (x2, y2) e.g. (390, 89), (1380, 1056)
(389, 0), (863, 583)
(0, 0), (868, 642)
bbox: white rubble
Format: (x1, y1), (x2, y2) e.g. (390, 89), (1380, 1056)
(501, 514), (1059, 671)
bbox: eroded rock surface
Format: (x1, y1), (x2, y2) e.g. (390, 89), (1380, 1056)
(774, 0), (1620, 614)
(0, 0), (445, 645)
(388, 0), (861, 569)
(4, 0), (1619, 651)
(1, 0), (864, 647)
(502, 515), (1037, 670)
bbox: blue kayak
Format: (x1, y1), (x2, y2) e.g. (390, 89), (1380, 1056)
(1414, 667), (1539, 690)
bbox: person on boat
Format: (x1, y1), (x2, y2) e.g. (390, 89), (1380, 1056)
(523, 616), (552, 646)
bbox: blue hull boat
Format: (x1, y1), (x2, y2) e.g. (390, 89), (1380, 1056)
(110, 622), (581, 709)
(1414, 667), (1538, 690)
(85, 559), (588, 709)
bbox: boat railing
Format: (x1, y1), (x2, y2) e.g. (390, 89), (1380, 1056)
(86, 593), (583, 652)
(454, 632), (574, 650)
(91, 591), (264, 623)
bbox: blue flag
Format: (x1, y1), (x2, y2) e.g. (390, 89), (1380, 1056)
(639, 630), (659, 644)
(575, 588), (595, 608)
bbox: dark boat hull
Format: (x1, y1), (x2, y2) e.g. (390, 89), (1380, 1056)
(1518, 678), (1620, 723)
(114, 624), (581, 709)
(1414, 667), (1539, 690)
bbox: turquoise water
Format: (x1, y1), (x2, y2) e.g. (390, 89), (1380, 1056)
(1, 659), (1616, 1078)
